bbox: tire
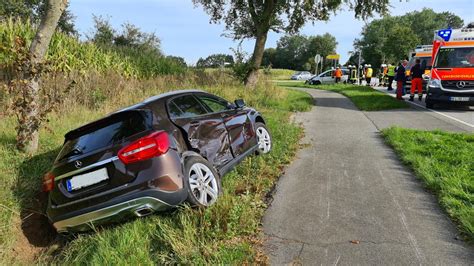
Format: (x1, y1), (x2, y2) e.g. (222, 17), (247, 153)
(184, 156), (221, 207)
(255, 122), (272, 155)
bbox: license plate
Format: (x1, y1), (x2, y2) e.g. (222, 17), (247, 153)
(449, 97), (470, 102)
(66, 168), (109, 191)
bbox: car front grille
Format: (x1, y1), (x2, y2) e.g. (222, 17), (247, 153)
(441, 80), (474, 91)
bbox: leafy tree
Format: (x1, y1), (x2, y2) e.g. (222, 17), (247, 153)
(306, 33), (338, 71)
(273, 34), (308, 70)
(354, 8), (464, 67)
(90, 15), (115, 46)
(262, 33), (337, 71)
(166, 56), (187, 68)
(402, 9), (463, 44)
(89, 15), (162, 54)
(262, 47), (276, 67)
(384, 24), (419, 63)
(196, 53), (234, 68)
(193, 0), (389, 86)
(0, 0), (77, 35)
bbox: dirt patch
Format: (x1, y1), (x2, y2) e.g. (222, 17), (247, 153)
(10, 191), (57, 263)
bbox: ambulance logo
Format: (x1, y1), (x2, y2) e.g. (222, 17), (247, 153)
(437, 29), (452, 41)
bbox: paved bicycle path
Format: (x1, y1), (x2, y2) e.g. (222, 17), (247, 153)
(263, 89), (473, 265)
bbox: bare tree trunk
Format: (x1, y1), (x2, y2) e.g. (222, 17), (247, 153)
(244, 30), (268, 87)
(17, 0), (67, 153)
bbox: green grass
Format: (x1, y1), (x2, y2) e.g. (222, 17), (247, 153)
(278, 81), (408, 111)
(0, 82), (312, 263)
(382, 127), (474, 240)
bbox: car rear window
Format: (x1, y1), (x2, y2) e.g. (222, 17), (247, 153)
(57, 110), (152, 161)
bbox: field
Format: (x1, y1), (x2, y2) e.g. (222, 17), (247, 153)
(0, 70), (312, 263)
(0, 19), (185, 78)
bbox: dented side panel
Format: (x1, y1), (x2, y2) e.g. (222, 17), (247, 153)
(172, 114), (233, 169)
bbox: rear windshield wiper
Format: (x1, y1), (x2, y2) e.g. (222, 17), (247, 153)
(60, 147), (83, 160)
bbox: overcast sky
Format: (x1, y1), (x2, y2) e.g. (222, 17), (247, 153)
(69, 0), (474, 65)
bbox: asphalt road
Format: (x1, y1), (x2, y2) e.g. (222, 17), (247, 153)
(263, 89), (474, 265)
(372, 85), (473, 130)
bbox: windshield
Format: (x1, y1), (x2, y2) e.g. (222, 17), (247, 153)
(434, 47), (474, 68)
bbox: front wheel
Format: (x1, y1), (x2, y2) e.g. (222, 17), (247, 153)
(184, 156), (221, 207)
(255, 122), (272, 154)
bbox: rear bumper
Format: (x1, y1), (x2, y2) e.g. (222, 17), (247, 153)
(53, 193), (171, 233)
(47, 150), (188, 233)
(426, 86), (474, 106)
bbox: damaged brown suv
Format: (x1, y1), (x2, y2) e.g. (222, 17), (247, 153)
(43, 90), (272, 234)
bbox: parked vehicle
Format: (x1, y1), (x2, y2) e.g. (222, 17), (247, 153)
(291, 71), (313, 80)
(44, 90), (272, 233)
(404, 45), (433, 94)
(305, 69), (349, 85)
(426, 27), (474, 108)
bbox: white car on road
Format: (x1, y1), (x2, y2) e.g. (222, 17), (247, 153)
(305, 69), (349, 85)
(291, 71), (313, 80)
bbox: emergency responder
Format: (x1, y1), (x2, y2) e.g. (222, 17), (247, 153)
(349, 65), (357, 84)
(334, 66), (343, 83)
(395, 60), (408, 100)
(387, 63), (395, 91)
(366, 64), (373, 86)
(359, 65), (365, 85)
(409, 58), (424, 101)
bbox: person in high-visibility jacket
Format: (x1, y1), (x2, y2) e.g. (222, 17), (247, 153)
(334, 67), (343, 83)
(409, 58), (424, 101)
(386, 64), (395, 91)
(365, 64), (373, 86)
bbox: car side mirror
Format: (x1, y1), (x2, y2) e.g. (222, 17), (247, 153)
(234, 99), (246, 108)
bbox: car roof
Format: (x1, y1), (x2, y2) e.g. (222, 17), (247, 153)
(64, 89), (206, 138)
(142, 89), (205, 104)
(113, 89), (205, 113)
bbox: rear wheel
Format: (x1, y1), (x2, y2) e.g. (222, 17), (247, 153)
(255, 122), (272, 154)
(184, 156), (221, 207)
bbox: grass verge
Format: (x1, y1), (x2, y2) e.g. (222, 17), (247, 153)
(278, 81), (408, 111)
(0, 80), (312, 263)
(382, 127), (474, 240)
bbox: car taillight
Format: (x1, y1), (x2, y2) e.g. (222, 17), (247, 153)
(42, 172), (55, 192)
(118, 131), (170, 164)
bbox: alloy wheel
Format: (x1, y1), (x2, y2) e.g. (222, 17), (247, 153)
(257, 126), (271, 153)
(188, 163), (218, 206)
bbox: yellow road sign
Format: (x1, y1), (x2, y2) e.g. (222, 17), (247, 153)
(326, 54), (340, 60)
